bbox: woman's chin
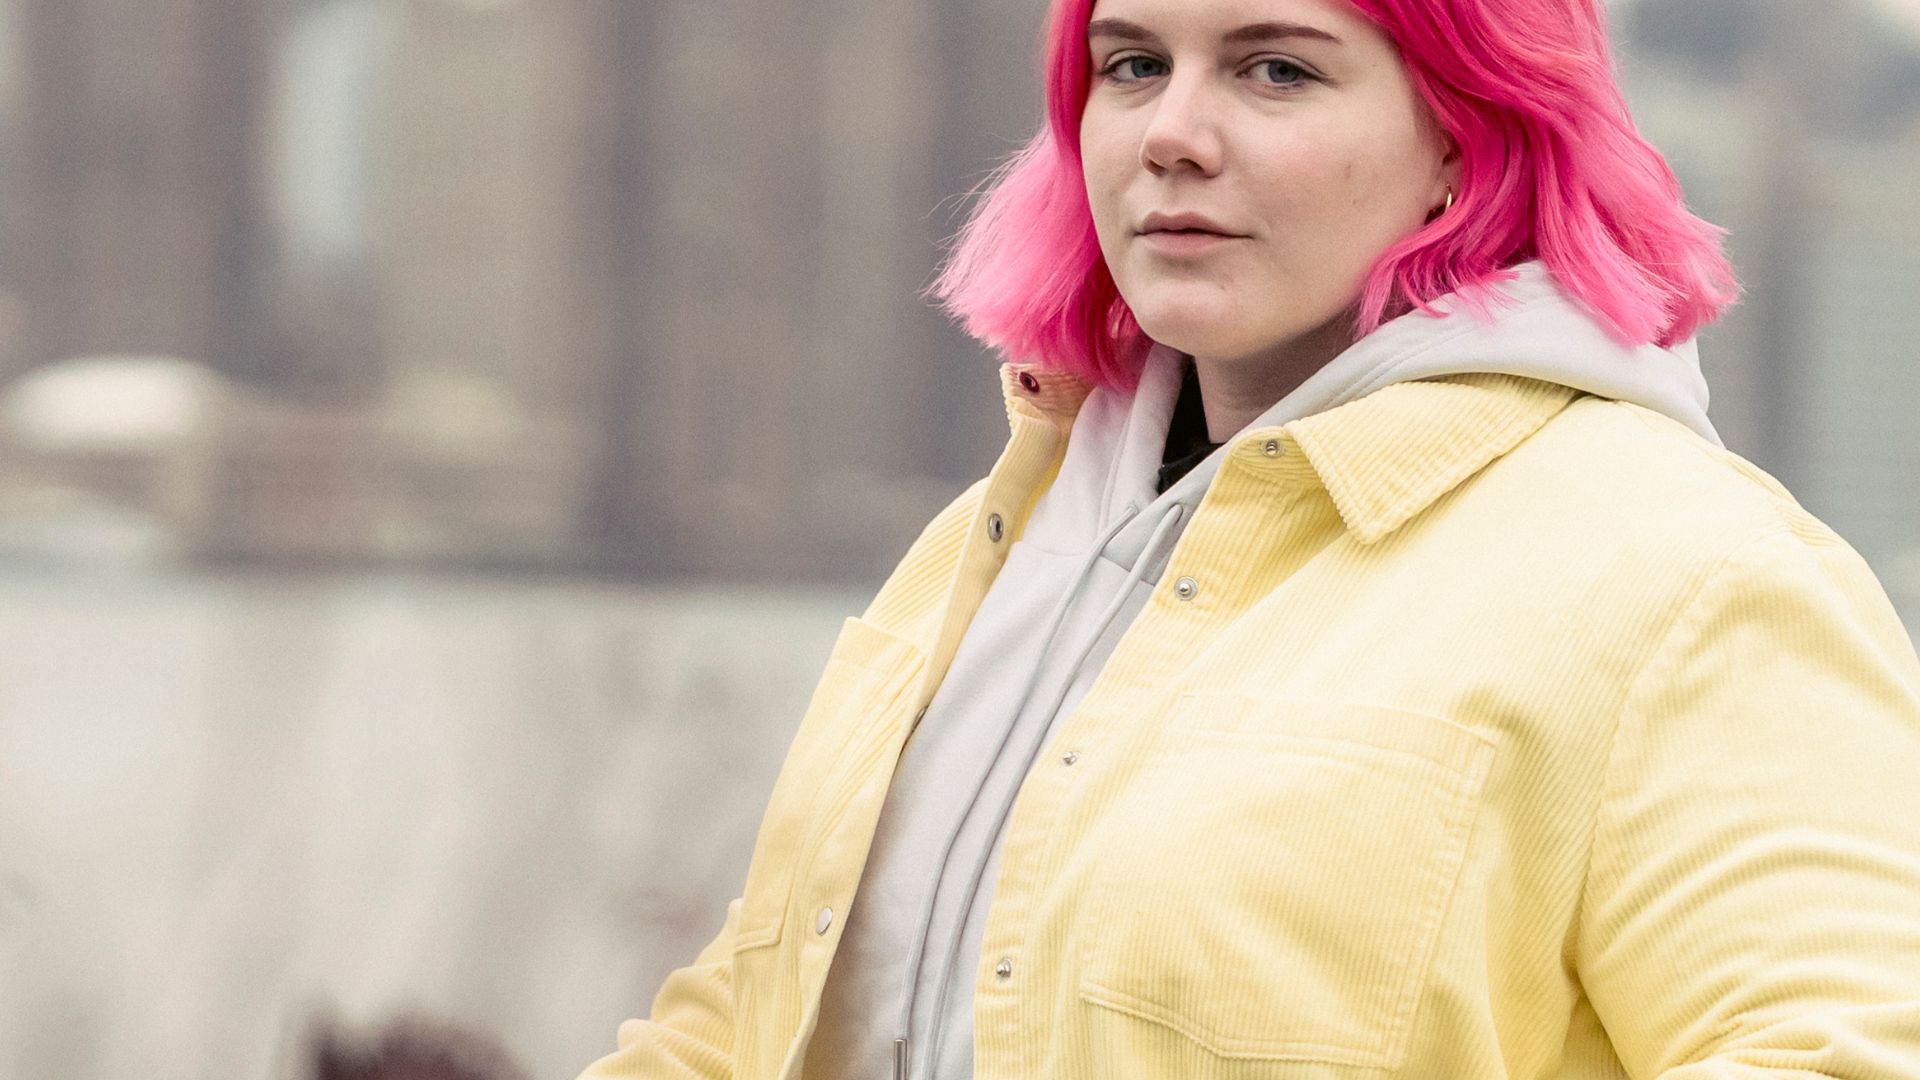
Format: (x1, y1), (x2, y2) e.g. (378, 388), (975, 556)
(1124, 283), (1260, 355)
(1130, 313), (1249, 363)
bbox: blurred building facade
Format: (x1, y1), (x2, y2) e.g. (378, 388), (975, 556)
(0, 0), (1041, 581)
(0, 0), (1913, 600)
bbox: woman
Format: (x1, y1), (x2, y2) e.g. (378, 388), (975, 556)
(580, 0), (1920, 1077)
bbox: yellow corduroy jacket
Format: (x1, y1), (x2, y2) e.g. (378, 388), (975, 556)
(582, 366), (1920, 1080)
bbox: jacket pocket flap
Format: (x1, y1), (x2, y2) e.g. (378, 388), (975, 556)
(1168, 692), (1494, 776)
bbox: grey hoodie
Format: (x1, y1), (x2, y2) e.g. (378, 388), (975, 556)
(801, 260), (1720, 1080)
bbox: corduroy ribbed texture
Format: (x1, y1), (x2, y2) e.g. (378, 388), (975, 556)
(578, 366), (1920, 1080)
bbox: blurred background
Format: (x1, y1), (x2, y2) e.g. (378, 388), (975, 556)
(0, 0), (1915, 1076)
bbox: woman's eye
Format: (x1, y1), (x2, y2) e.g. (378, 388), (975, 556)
(1101, 55), (1168, 82)
(1253, 59), (1312, 86)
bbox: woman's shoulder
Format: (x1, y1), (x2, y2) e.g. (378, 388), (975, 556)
(1511, 392), (1857, 563)
(1482, 392), (1917, 697)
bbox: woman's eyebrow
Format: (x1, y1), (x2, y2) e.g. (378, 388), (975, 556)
(1086, 18), (1344, 46)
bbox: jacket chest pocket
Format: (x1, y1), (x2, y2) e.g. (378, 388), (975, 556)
(1076, 694), (1495, 1073)
(732, 616), (922, 953)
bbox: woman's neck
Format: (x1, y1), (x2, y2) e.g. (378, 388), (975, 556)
(1186, 313), (1357, 442)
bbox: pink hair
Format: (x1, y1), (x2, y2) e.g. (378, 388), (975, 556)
(927, 0), (1741, 392)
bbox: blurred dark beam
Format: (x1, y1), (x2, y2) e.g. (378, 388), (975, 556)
(187, 0), (279, 392)
(14, 0), (93, 368)
(582, 0), (668, 576)
(1738, 0), (1829, 492)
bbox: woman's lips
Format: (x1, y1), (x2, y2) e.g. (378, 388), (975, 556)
(1139, 228), (1246, 255)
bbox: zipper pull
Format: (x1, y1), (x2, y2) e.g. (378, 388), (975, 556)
(893, 1037), (909, 1080)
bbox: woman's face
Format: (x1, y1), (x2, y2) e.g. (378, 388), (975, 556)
(1080, 0), (1456, 371)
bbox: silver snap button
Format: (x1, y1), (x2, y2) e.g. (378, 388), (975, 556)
(994, 958), (1013, 980)
(815, 907), (833, 935)
(1263, 438), (1282, 457)
(1174, 576), (1199, 601)
(986, 513), (1005, 542)
(1061, 751), (1079, 766)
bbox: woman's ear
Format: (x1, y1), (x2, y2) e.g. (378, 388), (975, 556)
(1424, 134), (1463, 224)
(1435, 133), (1463, 204)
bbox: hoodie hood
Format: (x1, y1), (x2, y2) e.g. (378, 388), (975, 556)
(1293, 260), (1717, 445)
(1020, 259), (1721, 559)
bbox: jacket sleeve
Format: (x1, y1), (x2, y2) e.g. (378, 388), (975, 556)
(1575, 523), (1920, 1077)
(575, 896), (742, 1080)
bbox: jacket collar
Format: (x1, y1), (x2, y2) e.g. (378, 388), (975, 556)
(999, 362), (1097, 432)
(1000, 361), (1581, 545)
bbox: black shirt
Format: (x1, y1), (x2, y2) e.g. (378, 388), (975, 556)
(1155, 357), (1223, 495)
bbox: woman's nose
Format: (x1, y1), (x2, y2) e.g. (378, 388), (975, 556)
(1139, 71), (1224, 177)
